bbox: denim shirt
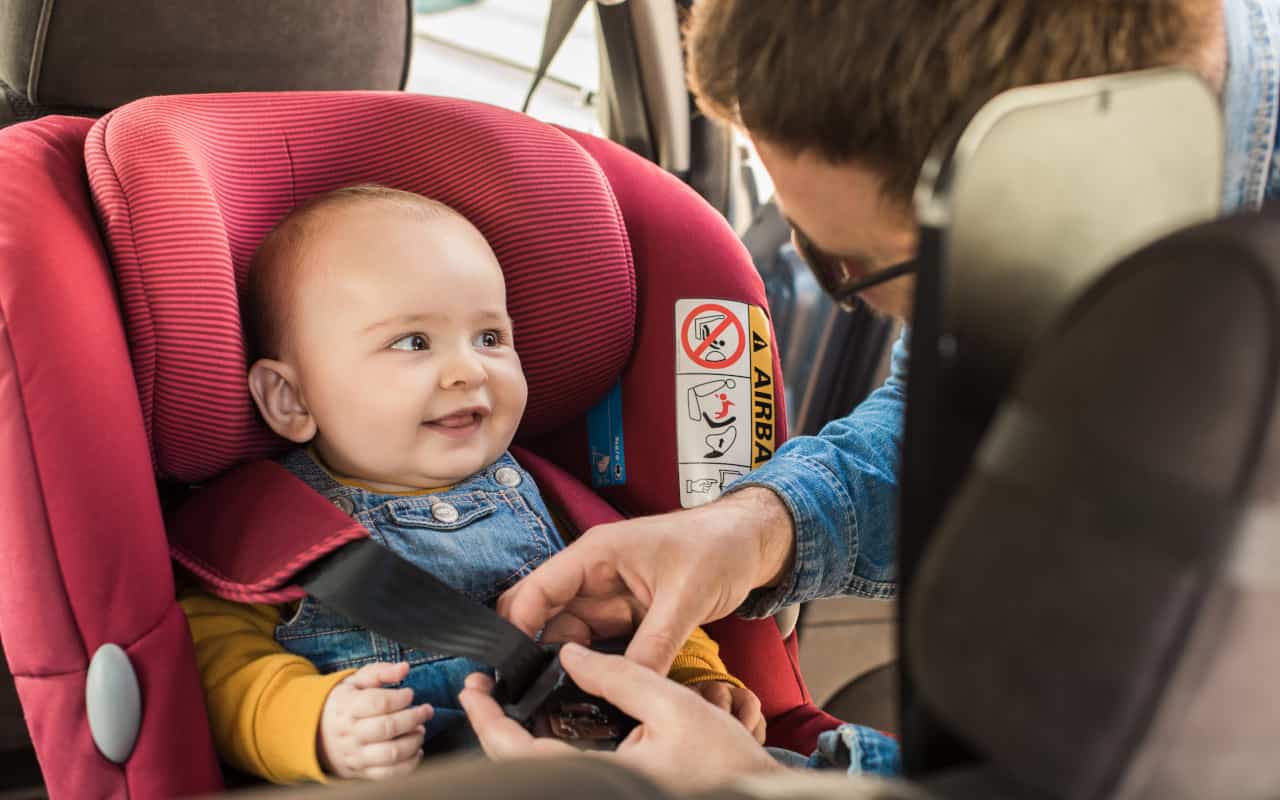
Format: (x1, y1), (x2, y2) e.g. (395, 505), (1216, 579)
(732, 0), (1280, 623)
(272, 449), (564, 740)
(1223, 0), (1280, 212)
(730, 333), (907, 617)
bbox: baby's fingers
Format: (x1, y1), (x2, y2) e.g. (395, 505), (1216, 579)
(350, 685), (416, 719)
(345, 661), (410, 691)
(728, 687), (766, 744)
(697, 682), (734, 714)
(356, 726), (426, 771)
(364, 753), (424, 781)
(731, 688), (762, 725)
(355, 703), (434, 745)
(355, 732), (424, 778)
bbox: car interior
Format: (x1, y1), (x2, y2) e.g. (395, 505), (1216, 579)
(2, 2), (1277, 799)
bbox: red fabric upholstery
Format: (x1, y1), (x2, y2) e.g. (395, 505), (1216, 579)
(167, 460), (368, 603)
(526, 129), (790, 516)
(86, 92), (636, 483)
(511, 446), (623, 535)
(706, 618), (847, 754)
(0, 116), (220, 797)
(0, 92), (842, 797)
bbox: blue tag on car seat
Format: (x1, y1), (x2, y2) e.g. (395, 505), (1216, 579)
(587, 381), (627, 488)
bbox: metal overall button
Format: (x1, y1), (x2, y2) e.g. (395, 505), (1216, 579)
(330, 495), (355, 516)
(431, 502), (460, 524)
(493, 466), (523, 488)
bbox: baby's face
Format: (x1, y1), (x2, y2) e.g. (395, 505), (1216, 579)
(283, 204), (526, 491)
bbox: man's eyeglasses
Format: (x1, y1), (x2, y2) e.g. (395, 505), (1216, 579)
(790, 224), (917, 312)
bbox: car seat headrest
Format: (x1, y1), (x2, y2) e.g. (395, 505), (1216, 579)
(907, 210), (1280, 799)
(85, 92), (636, 482)
(0, 1), (410, 120)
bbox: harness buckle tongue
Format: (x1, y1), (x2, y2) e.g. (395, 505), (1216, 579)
(496, 639), (638, 751)
(300, 539), (638, 749)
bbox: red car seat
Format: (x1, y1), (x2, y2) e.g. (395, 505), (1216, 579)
(0, 91), (844, 798)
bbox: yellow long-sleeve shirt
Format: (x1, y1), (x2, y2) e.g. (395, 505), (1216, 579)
(181, 592), (740, 784)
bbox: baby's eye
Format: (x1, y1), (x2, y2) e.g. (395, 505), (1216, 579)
(390, 334), (429, 351)
(474, 330), (503, 348)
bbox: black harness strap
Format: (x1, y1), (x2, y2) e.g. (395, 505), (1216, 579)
(298, 539), (636, 745)
(297, 538), (551, 704)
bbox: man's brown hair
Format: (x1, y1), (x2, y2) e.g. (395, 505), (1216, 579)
(687, 0), (1220, 209)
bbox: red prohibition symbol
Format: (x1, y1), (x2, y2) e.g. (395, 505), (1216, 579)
(680, 303), (745, 369)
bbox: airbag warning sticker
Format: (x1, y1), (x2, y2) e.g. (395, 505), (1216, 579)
(676, 299), (774, 508)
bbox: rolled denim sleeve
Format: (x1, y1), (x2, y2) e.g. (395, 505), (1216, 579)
(728, 330), (908, 617)
(766, 724), (901, 777)
(812, 724), (902, 776)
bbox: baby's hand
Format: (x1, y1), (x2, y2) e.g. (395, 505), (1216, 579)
(318, 661), (433, 780)
(693, 681), (766, 744)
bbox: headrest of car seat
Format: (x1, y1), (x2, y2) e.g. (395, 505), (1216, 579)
(85, 92), (636, 482)
(907, 210), (1280, 799)
(1, 0), (410, 122)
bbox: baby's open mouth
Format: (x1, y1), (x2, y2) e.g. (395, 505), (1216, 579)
(424, 408), (487, 435)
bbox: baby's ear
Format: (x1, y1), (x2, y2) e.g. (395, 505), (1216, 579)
(248, 359), (317, 443)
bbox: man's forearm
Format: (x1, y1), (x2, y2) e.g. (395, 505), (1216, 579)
(724, 332), (909, 615)
(717, 485), (797, 591)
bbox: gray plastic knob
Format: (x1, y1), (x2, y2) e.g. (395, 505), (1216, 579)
(86, 643), (141, 764)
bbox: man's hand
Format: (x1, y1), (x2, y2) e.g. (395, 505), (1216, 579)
(692, 682), (766, 744)
(498, 487), (795, 673)
(458, 644), (783, 791)
(318, 661), (433, 780)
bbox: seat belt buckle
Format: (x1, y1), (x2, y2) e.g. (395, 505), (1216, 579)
(496, 639), (638, 750)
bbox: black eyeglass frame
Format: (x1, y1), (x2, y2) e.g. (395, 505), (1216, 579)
(790, 224), (918, 311)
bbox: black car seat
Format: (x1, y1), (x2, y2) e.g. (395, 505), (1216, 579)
(909, 208), (1280, 799)
(0, 0), (412, 128)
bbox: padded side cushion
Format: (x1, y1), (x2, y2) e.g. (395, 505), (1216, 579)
(529, 128), (789, 517)
(85, 92), (636, 482)
(167, 460), (369, 603)
(0, 114), (221, 797)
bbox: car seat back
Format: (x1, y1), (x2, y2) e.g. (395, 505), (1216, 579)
(899, 69), (1224, 773)
(909, 209), (1280, 799)
(0, 0), (411, 127)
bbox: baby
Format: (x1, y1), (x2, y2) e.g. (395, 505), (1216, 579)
(181, 185), (764, 784)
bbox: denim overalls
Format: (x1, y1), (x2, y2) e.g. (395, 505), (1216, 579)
(272, 449), (565, 742)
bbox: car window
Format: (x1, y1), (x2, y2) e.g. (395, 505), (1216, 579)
(410, 0), (601, 134)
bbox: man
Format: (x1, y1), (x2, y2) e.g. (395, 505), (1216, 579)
(459, 0), (1279, 789)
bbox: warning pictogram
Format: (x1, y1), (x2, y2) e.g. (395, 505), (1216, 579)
(674, 299), (774, 509)
(680, 303), (746, 369)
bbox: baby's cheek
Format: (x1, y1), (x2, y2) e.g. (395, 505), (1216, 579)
(502, 384), (528, 427)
